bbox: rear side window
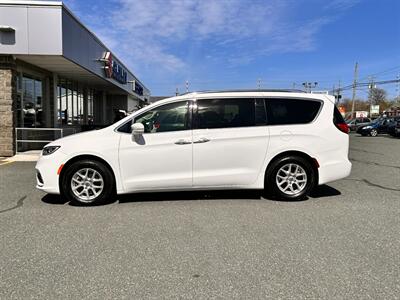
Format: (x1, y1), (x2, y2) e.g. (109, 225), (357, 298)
(333, 105), (345, 124)
(265, 98), (322, 125)
(195, 99), (256, 129)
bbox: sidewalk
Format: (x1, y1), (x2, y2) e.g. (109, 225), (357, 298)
(4, 150), (41, 162)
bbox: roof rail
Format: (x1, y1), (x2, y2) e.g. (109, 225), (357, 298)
(179, 89), (306, 96)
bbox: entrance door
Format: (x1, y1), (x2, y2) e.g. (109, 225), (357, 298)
(118, 100), (193, 192)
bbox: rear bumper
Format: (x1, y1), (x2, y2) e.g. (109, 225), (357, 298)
(318, 159), (352, 185)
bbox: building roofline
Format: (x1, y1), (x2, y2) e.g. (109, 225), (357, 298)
(0, 1), (62, 5)
(0, 0), (149, 94)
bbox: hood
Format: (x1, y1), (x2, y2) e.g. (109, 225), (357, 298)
(46, 127), (109, 148)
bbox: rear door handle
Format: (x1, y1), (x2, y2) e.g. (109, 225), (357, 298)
(193, 137), (210, 144)
(174, 139), (192, 145)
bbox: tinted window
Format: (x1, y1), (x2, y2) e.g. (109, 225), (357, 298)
(118, 101), (189, 133)
(117, 120), (133, 133)
(266, 98), (322, 125)
(196, 99), (256, 129)
(333, 105), (345, 125)
(255, 98), (267, 125)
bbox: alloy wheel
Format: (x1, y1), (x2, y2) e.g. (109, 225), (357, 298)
(275, 163), (308, 195)
(70, 168), (104, 203)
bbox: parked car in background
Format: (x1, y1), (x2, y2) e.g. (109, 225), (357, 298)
(387, 116), (400, 137)
(35, 90), (351, 205)
(357, 117), (392, 136)
(395, 119), (400, 137)
(346, 117), (371, 131)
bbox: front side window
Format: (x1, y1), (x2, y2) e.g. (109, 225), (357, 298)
(266, 98), (322, 125)
(195, 99), (257, 129)
(118, 101), (189, 133)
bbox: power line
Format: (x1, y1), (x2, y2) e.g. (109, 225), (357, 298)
(357, 65), (400, 82)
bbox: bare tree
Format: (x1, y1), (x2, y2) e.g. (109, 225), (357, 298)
(368, 88), (387, 105)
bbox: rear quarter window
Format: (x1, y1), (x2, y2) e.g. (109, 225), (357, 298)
(265, 98), (322, 125)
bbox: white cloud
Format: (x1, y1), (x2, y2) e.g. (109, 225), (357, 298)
(73, 0), (359, 74)
(324, 0), (361, 10)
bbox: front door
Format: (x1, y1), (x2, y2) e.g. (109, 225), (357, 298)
(192, 98), (269, 187)
(118, 100), (193, 192)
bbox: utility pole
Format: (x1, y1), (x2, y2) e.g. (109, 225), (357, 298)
(185, 80), (189, 93)
(368, 76), (376, 113)
(332, 84), (336, 101)
(175, 87), (179, 96)
(257, 78), (262, 89)
(396, 74), (400, 100)
(350, 62), (358, 119)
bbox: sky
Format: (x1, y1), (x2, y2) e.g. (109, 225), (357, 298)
(63, 0), (400, 99)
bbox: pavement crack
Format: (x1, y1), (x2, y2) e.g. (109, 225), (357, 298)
(345, 178), (400, 192)
(349, 157), (400, 170)
(0, 196), (27, 214)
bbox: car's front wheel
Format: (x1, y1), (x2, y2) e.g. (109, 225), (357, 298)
(370, 129), (378, 137)
(266, 156), (316, 201)
(61, 160), (115, 205)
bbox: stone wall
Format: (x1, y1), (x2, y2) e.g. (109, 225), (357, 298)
(0, 56), (16, 157)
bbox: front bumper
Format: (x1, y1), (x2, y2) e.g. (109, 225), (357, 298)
(357, 127), (372, 135)
(35, 150), (68, 194)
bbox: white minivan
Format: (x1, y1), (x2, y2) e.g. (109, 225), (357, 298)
(36, 90), (351, 205)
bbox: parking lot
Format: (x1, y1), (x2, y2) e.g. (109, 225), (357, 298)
(0, 134), (399, 299)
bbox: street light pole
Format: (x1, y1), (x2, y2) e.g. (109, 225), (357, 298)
(302, 82), (318, 93)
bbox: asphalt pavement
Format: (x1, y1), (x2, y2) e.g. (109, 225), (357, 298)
(0, 134), (399, 299)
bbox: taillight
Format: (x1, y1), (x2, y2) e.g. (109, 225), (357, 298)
(335, 123), (349, 134)
(333, 106), (349, 134)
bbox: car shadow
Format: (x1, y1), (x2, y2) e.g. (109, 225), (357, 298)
(309, 184), (341, 198)
(41, 194), (69, 205)
(41, 184), (341, 206)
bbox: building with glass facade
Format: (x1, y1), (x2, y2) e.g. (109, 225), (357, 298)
(0, 1), (150, 156)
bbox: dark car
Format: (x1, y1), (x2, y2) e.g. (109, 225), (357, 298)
(346, 117), (371, 131)
(387, 116), (400, 137)
(395, 120), (400, 137)
(357, 118), (392, 136)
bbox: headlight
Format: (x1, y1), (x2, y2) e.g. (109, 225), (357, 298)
(363, 126), (372, 129)
(42, 146), (60, 156)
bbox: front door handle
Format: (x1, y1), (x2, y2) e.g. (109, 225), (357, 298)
(193, 137), (210, 144)
(175, 139), (192, 145)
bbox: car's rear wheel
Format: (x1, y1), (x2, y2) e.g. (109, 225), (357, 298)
(266, 156), (316, 201)
(61, 160), (115, 205)
(370, 129), (378, 137)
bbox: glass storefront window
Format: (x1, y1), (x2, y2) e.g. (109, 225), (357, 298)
(57, 78), (95, 126)
(16, 75), (44, 128)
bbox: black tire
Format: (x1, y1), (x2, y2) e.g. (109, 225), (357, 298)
(61, 160), (115, 205)
(265, 156), (316, 201)
(370, 129), (378, 137)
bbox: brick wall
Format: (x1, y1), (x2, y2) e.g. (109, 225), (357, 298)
(0, 56), (16, 157)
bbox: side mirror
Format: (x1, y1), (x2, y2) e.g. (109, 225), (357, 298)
(131, 123), (144, 136)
